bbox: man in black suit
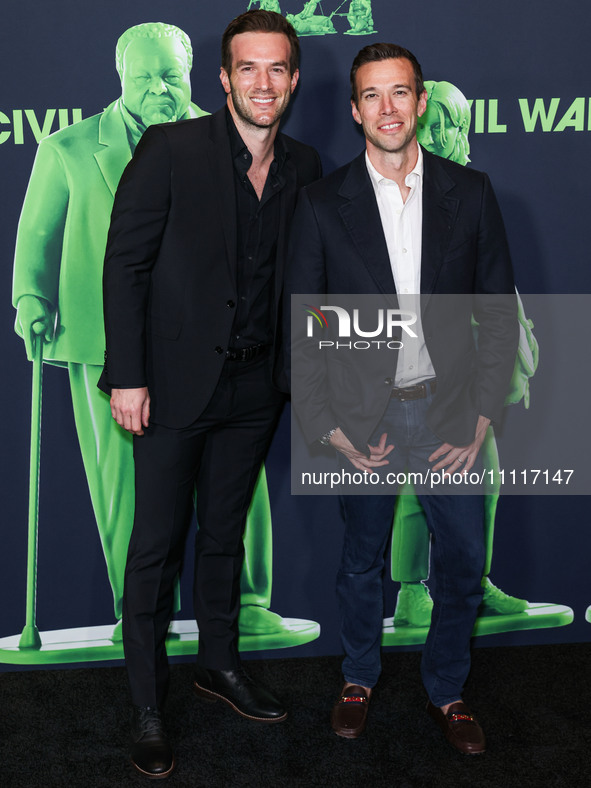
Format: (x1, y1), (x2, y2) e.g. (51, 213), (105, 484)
(101, 10), (321, 778)
(286, 43), (517, 754)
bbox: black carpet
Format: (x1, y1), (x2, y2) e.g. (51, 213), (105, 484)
(3, 643), (590, 787)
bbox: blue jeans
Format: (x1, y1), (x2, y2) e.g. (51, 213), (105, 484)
(336, 390), (485, 707)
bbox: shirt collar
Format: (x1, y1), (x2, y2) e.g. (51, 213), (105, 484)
(365, 143), (423, 191)
(225, 106), (287, 176)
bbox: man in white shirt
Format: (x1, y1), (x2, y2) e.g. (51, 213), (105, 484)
(286, 43), (518, 755)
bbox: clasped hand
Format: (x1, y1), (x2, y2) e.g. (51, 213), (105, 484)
(330, 428), (394, 472)
(333, 414), (491, 477)
(429, 415), (491, 475)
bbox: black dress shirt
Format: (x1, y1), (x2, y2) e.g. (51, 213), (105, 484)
(226, 108), (287, 349)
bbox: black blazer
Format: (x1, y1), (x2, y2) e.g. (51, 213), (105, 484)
(100, 107), (321, 428)
(285, 148), (518, 451)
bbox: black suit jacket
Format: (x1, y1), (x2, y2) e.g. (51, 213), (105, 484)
(100, 107), (321, 428)
(286, 148), (518, 451)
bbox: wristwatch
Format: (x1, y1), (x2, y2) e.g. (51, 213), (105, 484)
(319, 428), (337, 446)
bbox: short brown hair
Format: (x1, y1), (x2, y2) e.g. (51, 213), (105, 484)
(350, 43), (424, 104)
(221, 10), (300, 76)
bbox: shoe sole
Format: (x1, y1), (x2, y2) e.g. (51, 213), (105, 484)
(332, 726), (365, 739)
(193, 681), (287, 723)
(131, 757), (176, 779)
(445, 740), (486, 755)
(330, 712), (367, 739)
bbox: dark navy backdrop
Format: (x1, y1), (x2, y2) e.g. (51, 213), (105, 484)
(1, 0), (589, 670)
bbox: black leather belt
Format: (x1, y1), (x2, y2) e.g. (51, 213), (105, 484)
(225, 343), (268, 362)
(390, 379), (437, 401)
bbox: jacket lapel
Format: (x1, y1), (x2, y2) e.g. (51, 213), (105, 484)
(208, 107), (238, 287)
(420, 148), (459, 298)
(275, 151), (298, 304)
(338, 153), (396, 294)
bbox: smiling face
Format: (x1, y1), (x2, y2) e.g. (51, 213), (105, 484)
(121, 36), (191, 126)
(351, 57), (427, 159)
(220, 31), (299, 130)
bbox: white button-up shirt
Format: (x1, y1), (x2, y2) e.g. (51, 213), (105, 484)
(366, 147), (435, 387)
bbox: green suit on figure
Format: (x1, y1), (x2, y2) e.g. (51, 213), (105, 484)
(391, 80), (539, 628)
(12, 23), (290, 639)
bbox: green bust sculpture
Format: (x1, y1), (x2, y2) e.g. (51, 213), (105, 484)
(417, 80), (471, 165)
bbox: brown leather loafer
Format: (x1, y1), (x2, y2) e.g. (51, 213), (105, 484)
(427, 700), (486, 755)
(331, 685), (370, 739)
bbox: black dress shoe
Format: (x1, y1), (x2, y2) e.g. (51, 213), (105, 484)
(130, 706), (175, 779)
(193, 664), (287, 722)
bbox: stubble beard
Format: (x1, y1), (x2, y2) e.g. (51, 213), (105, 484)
(229, 81), (288, 130)
(367, 123), (417, 156)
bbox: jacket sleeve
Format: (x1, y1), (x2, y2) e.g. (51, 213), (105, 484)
(102, 125), (172, 389)
(472, 173), (519, 425)
(12, 138), (68, 312)
(284, 187), (339, 445)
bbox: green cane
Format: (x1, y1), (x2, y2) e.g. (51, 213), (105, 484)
(18, 324), (45, 650)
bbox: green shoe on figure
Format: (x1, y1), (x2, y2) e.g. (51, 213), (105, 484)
(393, 582), (433, 628)
(238, 605), (298, 635)
(479, 577), (529, 615)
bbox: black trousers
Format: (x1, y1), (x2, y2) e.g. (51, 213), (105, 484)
(122, 354), (284, 707)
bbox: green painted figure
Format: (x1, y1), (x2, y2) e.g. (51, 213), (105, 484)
(286, 0), (338, 36)
(344, 0), (377, 35)
(390, 80), (539, 628)
(12, 23), (291, 640)
(248, 0), (282, 12)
